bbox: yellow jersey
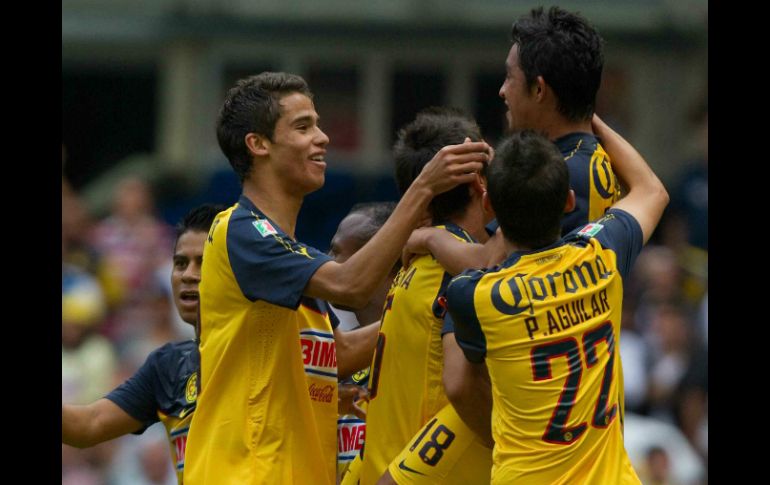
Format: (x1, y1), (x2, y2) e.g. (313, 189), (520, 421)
(360, 223), (475, 485)
(447, 210), (643, 484)
(185, 196), (336, 485)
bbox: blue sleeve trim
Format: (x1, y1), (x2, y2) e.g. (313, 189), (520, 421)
(105, 345), (170, 431)
(591, 209), (644, 279)
(337, 418), (366, 424)
(299, 329), (335, 338)
(305, 368), (338, 378)
(446, 271), (487, 363)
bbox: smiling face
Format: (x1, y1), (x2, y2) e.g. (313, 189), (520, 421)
(267, 92), (330, 196)
(171, 230), (207, 325)
(499, 44), (540, 132)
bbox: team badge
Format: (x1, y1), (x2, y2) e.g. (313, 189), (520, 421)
(253, 219), (278, 237)
(185, 373), (198, 403)
(352, 368), (370, 384)
(577, 223), (604, 238)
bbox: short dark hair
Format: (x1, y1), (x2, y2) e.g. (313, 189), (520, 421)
(488, 131), (569, 248)
(174, 203), (226, 247)
(393, 107), (484, 222)
(348, 201), (398, 243)
(216, 72), (312, 182)
(347, 201), (400, 274)
(511, 6), (603, 122)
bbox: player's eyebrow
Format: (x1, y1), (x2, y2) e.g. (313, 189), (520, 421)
(291, 114), (319, 126)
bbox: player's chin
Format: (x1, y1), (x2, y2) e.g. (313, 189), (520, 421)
(179, 309), (198, 326)
(302, 173), (326, 194)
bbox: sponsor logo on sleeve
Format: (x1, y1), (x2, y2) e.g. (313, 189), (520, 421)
(337, 418), (366, 461)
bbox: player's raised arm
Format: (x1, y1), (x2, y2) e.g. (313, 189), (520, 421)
(592, 115), (669, 242)
(305, 140), (489, 308)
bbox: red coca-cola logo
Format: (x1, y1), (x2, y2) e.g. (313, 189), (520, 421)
(309, 383), (334, 403)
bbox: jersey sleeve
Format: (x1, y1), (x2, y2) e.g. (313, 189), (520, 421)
(105, 346), (167, 433)
(445, 272), (487, 363)
(226, 212), (333, 309)
(581, 208), (644, 280)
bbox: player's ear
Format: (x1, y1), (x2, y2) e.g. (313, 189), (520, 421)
(482, 189), (495, 217)
(534, 75), (547, 101)
(563, 189), (576, 214)
(245, 133), (270, 157)
(470, 173), (486, 197)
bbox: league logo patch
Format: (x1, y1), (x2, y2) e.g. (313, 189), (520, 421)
(253, 219), (278, 237)
(577, 222), (604, 238)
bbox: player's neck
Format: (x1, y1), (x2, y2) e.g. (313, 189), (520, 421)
(242, 180), (303, 239)
(448, 206), (490, 244)
(541, 116), (593, 141)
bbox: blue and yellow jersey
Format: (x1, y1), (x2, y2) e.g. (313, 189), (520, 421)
(107, 340), (199, 485)
(486, 132), (620, 238)
(558, 132), (620, 232)
(185, 195), (336, 485)
(447, 209), (643, 484)
(360, 223), (475, 485)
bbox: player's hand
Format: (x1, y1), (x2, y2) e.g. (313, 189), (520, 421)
(415, 137), (490, 196)
(338, 384), (369, 420)
(402, 227), (440, 268)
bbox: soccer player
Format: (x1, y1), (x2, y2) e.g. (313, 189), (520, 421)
(445, 124), (668, 483)
(183, 72), (489, 485)
(359, 108), (494, 485)
(403, 6), (620, 272)
(331, 202), (399, 381)
(329, 202), (400, 479)
(62, 203), (224, 485)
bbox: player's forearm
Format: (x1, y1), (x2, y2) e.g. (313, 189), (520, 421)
(442, 335), (494, 447)
(446, 372), (493, 448)
(62, 404), (100, 447)
(593, 115), (669, 242)
(593, 115), (665, 198)
(62, 399), (142, 448)
(307, 142), (488, 306)
(425, 231), (488, 276)
(335, 321), (380, 379)
(307, 187), (432, 308)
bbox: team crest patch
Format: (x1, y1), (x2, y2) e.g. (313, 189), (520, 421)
(577, 223), (604, 238)
(185, 373), (198, 403)
(253, 219), (278, 237)
(352, 368), (370, 384)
